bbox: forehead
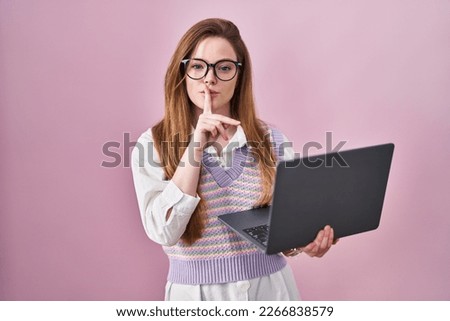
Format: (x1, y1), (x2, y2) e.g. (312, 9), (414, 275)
(191, 37), (237, 61)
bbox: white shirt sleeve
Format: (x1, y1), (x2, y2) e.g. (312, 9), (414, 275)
(131, 129), (201, 246)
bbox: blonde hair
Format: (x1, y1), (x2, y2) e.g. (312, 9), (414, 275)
(152, 18), (276, 244)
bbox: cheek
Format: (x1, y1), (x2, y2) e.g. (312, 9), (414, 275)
(186, 80), (194, 99)
(224, 81), (238, 101)
(186, 81), (201, 106)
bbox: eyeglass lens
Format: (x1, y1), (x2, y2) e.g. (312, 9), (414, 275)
(185, 59), (237, 81)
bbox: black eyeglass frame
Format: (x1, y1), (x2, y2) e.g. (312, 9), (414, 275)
(181, 58), (242, 81)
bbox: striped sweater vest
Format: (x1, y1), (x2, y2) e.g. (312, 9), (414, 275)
(163, 127), (287, 285)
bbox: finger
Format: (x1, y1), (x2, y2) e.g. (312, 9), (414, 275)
(218, 123), (228, 141)
(201, 118), (227, 140)
(203, 85), (212, 115)
(303, 240), (319, 257)
(320, 231), (329, 249)
(207, 114), (240, 126)
(304, 242), (316, 253)
(204, 118), (228, 140)
(318, 226), (332, 254)
(317, 229), (328, 250)
(210, 128), (218, 138)
(305, 229), (325, 257)
(198, 121), (218, 138)
(320, 226), (331, 246)
(314, 226), (334, 257)
(327, 227), (334, 248)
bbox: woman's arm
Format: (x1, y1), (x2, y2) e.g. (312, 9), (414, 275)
(131, 131), (200, 246)
(132, 89), (240, 246)
(169, 85), (240, 210)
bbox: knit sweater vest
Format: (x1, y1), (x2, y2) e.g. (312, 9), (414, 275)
(163, 128), (287, 285)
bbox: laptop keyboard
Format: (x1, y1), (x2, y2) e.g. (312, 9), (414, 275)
(243, 224), (269, 246)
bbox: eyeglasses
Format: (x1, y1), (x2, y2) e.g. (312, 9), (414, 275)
(181, 58), (242, 81)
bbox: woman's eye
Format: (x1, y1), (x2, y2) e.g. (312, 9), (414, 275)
(217, 64), (233, 72)
(191, 64), (204, 70)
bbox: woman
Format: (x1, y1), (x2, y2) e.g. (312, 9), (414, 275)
(131, 18), (336, 300)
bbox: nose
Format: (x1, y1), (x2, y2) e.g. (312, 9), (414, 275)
(204, 65), (217, 85)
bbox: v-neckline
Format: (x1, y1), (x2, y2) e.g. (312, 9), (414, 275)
(202, 146), (249, 187)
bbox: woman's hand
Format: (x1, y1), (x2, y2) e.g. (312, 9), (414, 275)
(284, 225), (339, 258)
(192, 85), (240, 150)
(172, 86), (240, 199)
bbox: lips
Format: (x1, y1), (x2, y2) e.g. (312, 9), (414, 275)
(200, 90), (219, 94)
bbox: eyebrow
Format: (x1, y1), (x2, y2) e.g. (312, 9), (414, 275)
(191, 57), (238, 63)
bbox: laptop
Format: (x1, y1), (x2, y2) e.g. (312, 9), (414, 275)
(218, 143), (394, 254)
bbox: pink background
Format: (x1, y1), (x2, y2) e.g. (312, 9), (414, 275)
(1, 0), (449, 300)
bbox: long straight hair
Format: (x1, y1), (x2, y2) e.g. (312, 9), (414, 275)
(152, 18), (276, 244)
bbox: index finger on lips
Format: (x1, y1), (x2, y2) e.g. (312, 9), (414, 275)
(203, 86), (212, 115)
